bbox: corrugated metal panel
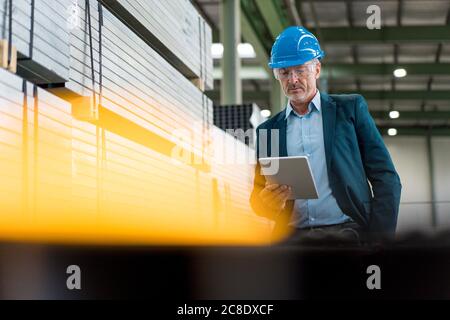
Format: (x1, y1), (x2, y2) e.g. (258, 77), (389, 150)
(65, 1), (213, 154)
(0, 69), (25, 220)
(71, 119), (98, 223)
(100, 0), (213, 90)
(0, 0), (70, 83)
(0, 1), (272, 244)
(0, 68), (73, 228)
(209, 126), (271, 236)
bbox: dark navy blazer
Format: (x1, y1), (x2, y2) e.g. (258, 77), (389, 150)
(250, 92), (402, 236)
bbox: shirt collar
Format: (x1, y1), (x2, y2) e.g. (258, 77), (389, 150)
(285, 90), (321, 119)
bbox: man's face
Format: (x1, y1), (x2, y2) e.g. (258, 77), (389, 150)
(276, 61), (321, 103)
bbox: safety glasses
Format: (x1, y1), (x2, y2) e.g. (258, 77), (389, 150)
(274, 63), (316, 80)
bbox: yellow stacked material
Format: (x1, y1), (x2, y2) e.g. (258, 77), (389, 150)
(0, 68), (275, 245)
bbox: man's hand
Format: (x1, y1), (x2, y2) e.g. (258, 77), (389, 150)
(258, 184), (292, 215)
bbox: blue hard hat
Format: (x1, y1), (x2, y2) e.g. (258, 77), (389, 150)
(268, 26), (325, 69)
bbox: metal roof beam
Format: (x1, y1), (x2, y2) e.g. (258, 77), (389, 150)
(371, 111), (450, 120)
(213, 63), (450, 80)
(206, 90), (450, 101)
(322, 63), (450, 77)
(313, 26), (450, 43)
(378, 126), (450, 136)
(359, 91), (450, 100)
(241, 4), (271, 75)
(255, 0), (285, 38)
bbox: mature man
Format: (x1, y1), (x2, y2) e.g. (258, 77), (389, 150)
(250, 26), (402, 243)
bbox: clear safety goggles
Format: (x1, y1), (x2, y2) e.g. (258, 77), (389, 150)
(273, 62), (316, 80)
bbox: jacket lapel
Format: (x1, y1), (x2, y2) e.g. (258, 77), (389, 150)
(321, 92), (336, 174)
(271, 92), (334, 161)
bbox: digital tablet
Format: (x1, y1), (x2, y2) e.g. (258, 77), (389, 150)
(258, 156), (319, 200)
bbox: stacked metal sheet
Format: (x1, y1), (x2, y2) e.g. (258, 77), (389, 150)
(0, 0), (71, 83)
(0, 1), (273, 243)
(71, 117), (99, 222)
(210, 126), (272, 237)
(0, 67), (73, 230)
(99, 0), (213, 90)
(100, 129), (216, 235)
(0, 66), (271, 242)
(30, 79), (74, 227)
(64, 0), (213, 156)
(0, 68), (25, 220)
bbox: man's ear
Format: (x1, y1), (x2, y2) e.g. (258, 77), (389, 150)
(315, 62), (321, 80)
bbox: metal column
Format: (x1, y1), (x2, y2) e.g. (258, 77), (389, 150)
(426, 128), (438, 229)
(270, 77), (285, 115)
(220, 0), (242, 105)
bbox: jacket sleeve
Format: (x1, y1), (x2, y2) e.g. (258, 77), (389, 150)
(354, 95), (402, 234)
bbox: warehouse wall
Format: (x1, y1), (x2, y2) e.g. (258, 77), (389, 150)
(432, 138), (450, 231)
(385, 136), (450, 234)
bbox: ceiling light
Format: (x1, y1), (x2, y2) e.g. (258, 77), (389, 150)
(211, 43), (256, 59)
(393, 68), (407, 78)
(238, 43), (256, 58)
(211, 43), (224, 59)
(389, 110), (400, 119)
(260, 109), (271, 118)
(388, 128), (398, 136)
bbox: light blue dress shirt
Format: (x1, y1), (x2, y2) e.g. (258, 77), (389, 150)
(285, 91), (351, 228)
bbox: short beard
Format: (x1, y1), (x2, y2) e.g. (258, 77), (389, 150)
(286, 91), (309, 103)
